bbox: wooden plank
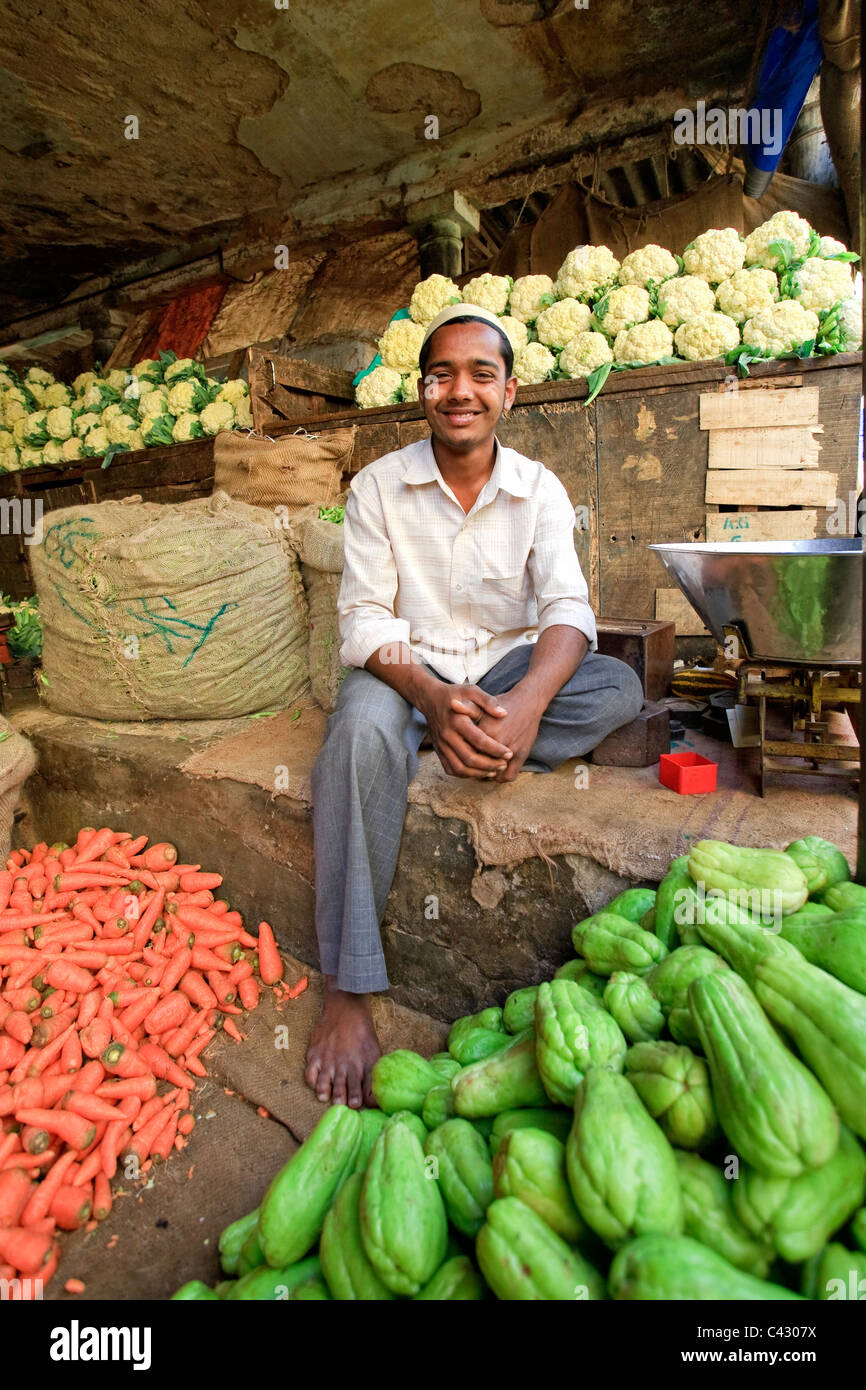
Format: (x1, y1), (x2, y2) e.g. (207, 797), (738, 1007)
(654, 589), (710, 636)
(707, 425), (823, 469)
(705, 469), (838, 507)
(104, 309), (157, 372)
(706, 510), (820, 542)
(266, 354), (355, 400)
(699, 388), (819, 431)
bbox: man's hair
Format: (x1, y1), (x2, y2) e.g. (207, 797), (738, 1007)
(419, 314), (514, 379)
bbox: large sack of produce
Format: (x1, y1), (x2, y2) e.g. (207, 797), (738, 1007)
(212, 426), (354, 513)
(288, 500), (348, 713)
(0, 713), (36, 858)
(31, 491), (309, 720)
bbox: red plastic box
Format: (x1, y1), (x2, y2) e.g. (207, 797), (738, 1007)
(658, 751), (718, 794)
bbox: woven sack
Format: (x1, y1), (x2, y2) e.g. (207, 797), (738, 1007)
(0, 715), (37, 861)
(285, 498), (348, 712)
(31, 491), (309, 721)
(212, 426), (354, 513)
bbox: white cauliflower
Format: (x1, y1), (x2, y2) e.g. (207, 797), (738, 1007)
(19, 447), (44, 469)
(674, 311), (741, 361)
(790, 256), (855, 313)
(23, 410), (49, 447)
(593, 285), (650, 338)
(72, 371), (100, 397)
(73, 411), (102, 437)
(106, 414), (139, 445)
(132, 358), (164, 384)
(42, 382), (72, 409)
(535, 298), (592, 348)
(164, 357), (205, 384)
(200, 400), (236, 436)
(744, 211), (814, 269)
(25, 383), (46, 407)
(742, 300), (820, 355)
(81, 382), (119, 412)
(172, 413), (205, 443)
(104, 368), (132, 393)
(496, 315), (529, 353)
(101, 402), (131, 423)
(24, 367), (54, 388)
(837, 286), (863, 351)
(715, 267), (779, 324)
(555, 246), (620, 303)
(234, 395), (253, 428)
(400, 369), (422, 401)
(408, 275), (461, 325)
(42, 439), (64, 466)
(354, 365), (404, 409)
(60, 436), (85, 463)
(139, 413), (177, 447)
(11, 418), (28, 446)
(167, 380), (200, 416)
(818, 236), (849, 258)
(84, 426), (109, 456)
(0, 428), (13, 452)
(513, 341), (556, 385)
(558, 331), (614, 379)
(460, 273), (511, 316)
(140, 386), (170, 417)
(682, 228), (746, 284)
(46, 406), (74, 441)
(657, 274), (716, 328)
(613, 319), (676, 366)
(215, 379), (249, 408)
(0, 446), (20, 472)
(508, 274), (556, 324)
(125, 429), (145, 452)
(377, 318), (426, 370)
(2, 398), (26, 425)
(618, 244), (680, 289)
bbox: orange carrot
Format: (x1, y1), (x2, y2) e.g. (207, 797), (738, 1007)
(79, 1018), (111, 1059)
(0, 1167), (33, 1228)
(206, 971), (235, 1006)
(132, 890), (165, 950)
(15, 1109), (96, 1151)
(71, 1060), (105, 1095)
(185, 1055), (207, 1078)
(179, 872), (223, 893)
(62, 1092), (123, 1124)
(150, 1112), (179, 1161)
(164, 1008), (203, 1059)
(238, 976), (260, 1011)
(222, 1018), (245, 1044)
(92, 1172), (112, 1220)
(4, 1012), (33, 1046)
(44, 960), (95, 994)
(19, 1149), (76, 1226)
(132, 1097), (165, 1131)
(51, 1184), (91, 1230)
(94, 1074), (157, 1102)
(184, 1028), (214, 1061)
(176, 1112), (195, 1136)
(70, 828), (116, 867)
(156, 945), (192, 998)
(138, 843), (178, 871)
(190, 945), (232, 973)
(0, 870), (13, 914)
(178, 971), (218, 1011)
(30, 1010), (78, 1048)
(286, 975), (309, 1000)
(143, 991), (190, 1035)
(256, 921), (283, 985)
(117, 989), (160, 1033)
(60, 1030), (82, 1074)
(125, 835), (148, 858)
(135, 1043), (190, 1090)
(0, 1038), (26, 1070)
(99, 1042), (149, 1079)
(0, 1225), (55, 1273)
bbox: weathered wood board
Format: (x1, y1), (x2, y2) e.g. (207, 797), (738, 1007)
(699, 388), (820, 430)
(705, 469), (838, 507)
(707, 425), (823, 469)
(705, 510), (820, 542)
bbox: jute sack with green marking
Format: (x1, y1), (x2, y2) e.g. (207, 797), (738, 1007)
(288, 499), (349, 713)
(30, 490), (309, 720)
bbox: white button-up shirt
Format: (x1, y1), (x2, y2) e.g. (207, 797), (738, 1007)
(337, 434), (598, 685)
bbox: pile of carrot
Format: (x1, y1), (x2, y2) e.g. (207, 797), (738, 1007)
(0, 826), (287, 1297)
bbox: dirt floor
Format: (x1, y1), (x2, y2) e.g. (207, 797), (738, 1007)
(47, 955), (447, 1301)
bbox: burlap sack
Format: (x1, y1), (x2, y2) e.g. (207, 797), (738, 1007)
(286, 500), (348, 712)
(0, 714), (37, 860)
(31, 491), (310, 721)
(212, 427), (355, 514)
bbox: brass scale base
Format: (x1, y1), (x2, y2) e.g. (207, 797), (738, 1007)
(735, 661), (861, 797)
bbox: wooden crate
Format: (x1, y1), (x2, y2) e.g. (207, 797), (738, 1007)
(247, 347), (356, 430)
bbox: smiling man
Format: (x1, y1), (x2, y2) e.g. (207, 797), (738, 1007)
(305, 303), (644, 1107)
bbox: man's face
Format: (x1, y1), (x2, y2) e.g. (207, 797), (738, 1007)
(418, 322), (517, 451)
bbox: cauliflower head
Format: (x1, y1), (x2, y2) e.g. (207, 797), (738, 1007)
(23, 411), (49, 447)
(104, 369), (132, 393)
(2, 399), (26, 425)
(140, 386), (170, 417)
(73, 371), (100, 397)
(555, 246), (620, 302)
(715, 267), (779, 324)
(657, 274), (716, 327)
(508, 275), (556, 324)
(42, 382), (72, 409)
(837, 289), (863, 351)
(234, 396), (253, 428)
(132, 358), (164, 384)
(790, 256), (855, 313)
(378, 318), (426, 370)
(73, 411), (102, 437)
(106, 414), (138, 445)
(25, 383), (46, 407)
(19, 447), (44, 469)
(84, 426), (109, 456)
(0, 448), (20, 473)
(408, 275), (461, 325)
(140, 413), (177, 447)
(354, 365), (404, 409)
(11, 417), (28, 446)
(81, 382), (119, 411)
(400, 368), (422, 401)
(167, 380), (200, 416)
(125, 429), (145, 452)
(674, 311), (740, 361)
(42, 440), (63, 466)
(496, 315), (529, 353)
(593, 285), (650, 338)
(742, 299), (820, 355)
(513, 342), (556, 384)
(60, 436), (85, 462)
(215, 379), (249, 408)
(200, 400), (236, 436)
(744, 211), (813, 269)
(172, 413), (205, 443)
(46, 406), (74, 441)
(535, 298), (592, 348)
(164, 357), (206, 384)
(558, 331), (614, 379)
(682, 228), (746, 284)
(618, 244), (680, 289)
(101, 402), (132, 423)
(613, 319), (676, 366)
(25, 367), (54, 388)
(460, 274), (511, 316)
(818, 236), (849, 259)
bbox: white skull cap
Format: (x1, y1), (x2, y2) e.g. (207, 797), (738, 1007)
(420, 302), (511, 349)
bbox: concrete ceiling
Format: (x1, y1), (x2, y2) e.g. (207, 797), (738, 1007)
(0, 0), (761, 320)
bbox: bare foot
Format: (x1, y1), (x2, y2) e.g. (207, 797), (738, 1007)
(304, 977), (381, 1109)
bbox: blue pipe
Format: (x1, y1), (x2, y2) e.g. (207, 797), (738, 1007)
(743, 0), (824, 195)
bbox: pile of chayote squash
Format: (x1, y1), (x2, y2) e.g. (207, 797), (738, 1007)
(173, 835), (866, 1301)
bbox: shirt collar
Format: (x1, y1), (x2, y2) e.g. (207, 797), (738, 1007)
(402, 434), (532, 498)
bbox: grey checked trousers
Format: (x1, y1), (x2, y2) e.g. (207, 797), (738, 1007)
(310, 643), (644, 993)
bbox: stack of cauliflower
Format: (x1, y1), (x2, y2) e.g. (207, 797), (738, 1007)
(0, 353), (253, 473)
(354, 210), (862, 407)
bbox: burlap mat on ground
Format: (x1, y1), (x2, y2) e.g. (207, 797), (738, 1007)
(180, 714), (857, 883)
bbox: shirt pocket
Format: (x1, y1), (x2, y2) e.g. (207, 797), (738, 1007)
(473, 566), (535, 632)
